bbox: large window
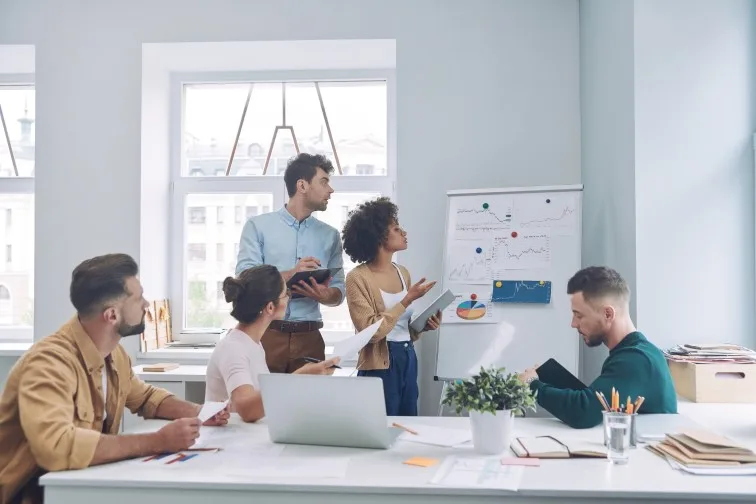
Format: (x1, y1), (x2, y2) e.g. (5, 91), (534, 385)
(171, 72), (395, 344)
(0, 84), (35, 340)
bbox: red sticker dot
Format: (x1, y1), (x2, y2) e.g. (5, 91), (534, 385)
(470, 293), (477, 301)
(511, 231), (518, 238)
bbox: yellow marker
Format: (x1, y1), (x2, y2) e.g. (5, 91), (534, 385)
(495, 281), (502, 288)
(539, 280), (544, 285)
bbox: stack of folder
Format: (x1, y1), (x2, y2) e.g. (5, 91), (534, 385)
(648, 430), (756, 469)
(663, 343), (756, 364)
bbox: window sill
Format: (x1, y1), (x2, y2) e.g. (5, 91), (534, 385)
(0, 341), (32, 357)
(138, 345), (356, 366)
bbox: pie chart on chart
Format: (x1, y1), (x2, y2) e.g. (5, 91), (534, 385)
(456, 299), (487, 320)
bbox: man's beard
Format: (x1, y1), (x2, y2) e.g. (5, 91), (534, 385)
(582, 332), (605, 348)
(118, 320), (145, 337)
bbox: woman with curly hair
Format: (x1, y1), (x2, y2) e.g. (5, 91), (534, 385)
(342, 197), (440, 416)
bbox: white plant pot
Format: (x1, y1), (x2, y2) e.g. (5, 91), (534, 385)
(469, 409), (514, 454)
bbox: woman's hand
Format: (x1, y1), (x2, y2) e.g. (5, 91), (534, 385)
(422, 311), (442, 332)
(402, 278), (436, 307)
(295, 356), (342, 375)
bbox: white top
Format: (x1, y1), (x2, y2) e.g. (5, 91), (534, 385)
(204, 328), (269, 405)
(380, 264), (413, 342)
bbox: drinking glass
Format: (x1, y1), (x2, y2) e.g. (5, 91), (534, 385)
(603, 412), (632, 464)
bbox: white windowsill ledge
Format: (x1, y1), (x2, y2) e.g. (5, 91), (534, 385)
(138, 345), (354, 366)
(0, 341), (33, 357)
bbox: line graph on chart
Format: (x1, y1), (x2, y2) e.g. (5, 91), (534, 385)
(516, 194), (578, 235)
(447, 242), (491, 284)
(454, 199), (514, 240)
(490, 231), (551, 272)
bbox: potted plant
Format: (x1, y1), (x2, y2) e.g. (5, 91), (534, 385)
(441, 366), (537, 454)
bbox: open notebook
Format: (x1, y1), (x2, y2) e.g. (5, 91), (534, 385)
(511, 436), (607, 459)
(648, 430), (756, 468)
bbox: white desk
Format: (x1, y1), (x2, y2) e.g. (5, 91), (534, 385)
(41, 404), (756, 504)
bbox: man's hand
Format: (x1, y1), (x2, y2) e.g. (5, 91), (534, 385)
(518, 365), (539, 384)
(155, 417), (201, 452)
(422, 311), (442, 332)
(291, 276), (333, 303)
(202, 403), (230, 426)
(294, 256), (321, 272)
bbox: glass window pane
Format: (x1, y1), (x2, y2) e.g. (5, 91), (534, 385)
(181, 81), (387, 177)
(313, 192), (382, 340)
(0, 194), (34, 326)
(0, 87), (35, 178)
(184, 193), (274, 329)
(319, 82), (386, 176)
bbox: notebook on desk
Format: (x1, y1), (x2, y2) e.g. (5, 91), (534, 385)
(648, 430), (756, 467)
(511, 436), (607, 459)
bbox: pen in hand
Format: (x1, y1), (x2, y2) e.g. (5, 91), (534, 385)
(302, 356), (342, 369)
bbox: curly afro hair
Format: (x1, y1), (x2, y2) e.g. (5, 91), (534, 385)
(341, 197), (398, 264)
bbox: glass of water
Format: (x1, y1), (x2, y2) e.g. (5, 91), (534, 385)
(603, 412), (632, 464)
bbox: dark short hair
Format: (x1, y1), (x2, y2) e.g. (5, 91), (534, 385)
(70, 253), (139, 316)
(567, 266), (630, 303)
(283, 153), (334, 197)
(222, 265), (285, 324)
(341, 197), (398, 264)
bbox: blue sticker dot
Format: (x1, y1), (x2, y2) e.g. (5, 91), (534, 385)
(546, 198), (551, 203)
(476, 247), (482, 254)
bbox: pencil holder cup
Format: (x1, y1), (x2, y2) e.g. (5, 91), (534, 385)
(602, 412), (632, 464)
(628, 413), (638, 448)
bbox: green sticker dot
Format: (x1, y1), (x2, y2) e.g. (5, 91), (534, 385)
(482, 203), (489, 209)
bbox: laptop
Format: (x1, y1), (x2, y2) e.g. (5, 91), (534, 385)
(258, 373), (403, 449)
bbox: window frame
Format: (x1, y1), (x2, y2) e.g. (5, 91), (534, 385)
(169, 69), (397, 346)
(0, 74), (35, 342)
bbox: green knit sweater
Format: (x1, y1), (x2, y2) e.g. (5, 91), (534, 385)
(529, 332), (678, 429)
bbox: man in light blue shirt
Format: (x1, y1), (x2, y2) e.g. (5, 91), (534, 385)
(236, 153), (345, 373)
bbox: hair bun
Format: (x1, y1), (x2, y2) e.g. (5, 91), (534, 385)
(222, 277), (244, 303)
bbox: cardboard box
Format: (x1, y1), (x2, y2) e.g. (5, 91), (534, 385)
(667, 360), (756, 403)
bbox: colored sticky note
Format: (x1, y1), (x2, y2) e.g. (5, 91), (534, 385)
(403, 457), (439, 467)
(501, 457), (540, 467)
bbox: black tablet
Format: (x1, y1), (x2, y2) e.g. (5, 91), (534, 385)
(287, 268), (342, 298)
(536, 358), (586, 390)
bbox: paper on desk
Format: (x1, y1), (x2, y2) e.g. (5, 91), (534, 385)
(666, 458), (756, 476)
(332, 319), (383, 360)
(197, 401), (228, 423)
(398, 424), (472, 447)
(430, 456), (523, 491)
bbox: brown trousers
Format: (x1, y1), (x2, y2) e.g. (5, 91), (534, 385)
(261, 328), (325, 373)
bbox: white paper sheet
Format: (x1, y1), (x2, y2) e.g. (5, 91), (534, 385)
(332, 318), (383, 360)
(197, 401), (228, 422)
(430, 456), (523, 491)
(398, 424), (472, 447)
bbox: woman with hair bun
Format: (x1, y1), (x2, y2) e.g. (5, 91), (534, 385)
(205, 265), (340, 422)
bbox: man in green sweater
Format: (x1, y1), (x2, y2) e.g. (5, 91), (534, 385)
(518, 266), (677, 429)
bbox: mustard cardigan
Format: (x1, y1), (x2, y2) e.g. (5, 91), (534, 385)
(345, 263), (421, 370)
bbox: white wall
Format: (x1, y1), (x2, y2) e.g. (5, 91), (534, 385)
(634, 0), (756, 349)
(578, 0), (637, 381)
(581, 0), (756, 382)
(1, 0), (581, 413)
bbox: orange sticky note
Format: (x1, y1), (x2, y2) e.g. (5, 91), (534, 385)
(403, 457), (439, 467)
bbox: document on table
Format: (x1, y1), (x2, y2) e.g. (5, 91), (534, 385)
(397, 424), (472, 447)
(430, 456), (523, 491)
(197, 400), (228, 422)
(332, 318), (383, 360)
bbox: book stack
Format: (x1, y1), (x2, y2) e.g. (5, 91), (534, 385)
(663, 344), (756, 364)
(648, 430), (756, 475)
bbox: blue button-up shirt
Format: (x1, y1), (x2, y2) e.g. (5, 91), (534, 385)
(236, 206), (345, 322)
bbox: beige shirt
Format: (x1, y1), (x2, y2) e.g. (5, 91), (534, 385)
(345, 263), (421, 370)
(0, 316), (173, 504)
(205, 329), (269, 404)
